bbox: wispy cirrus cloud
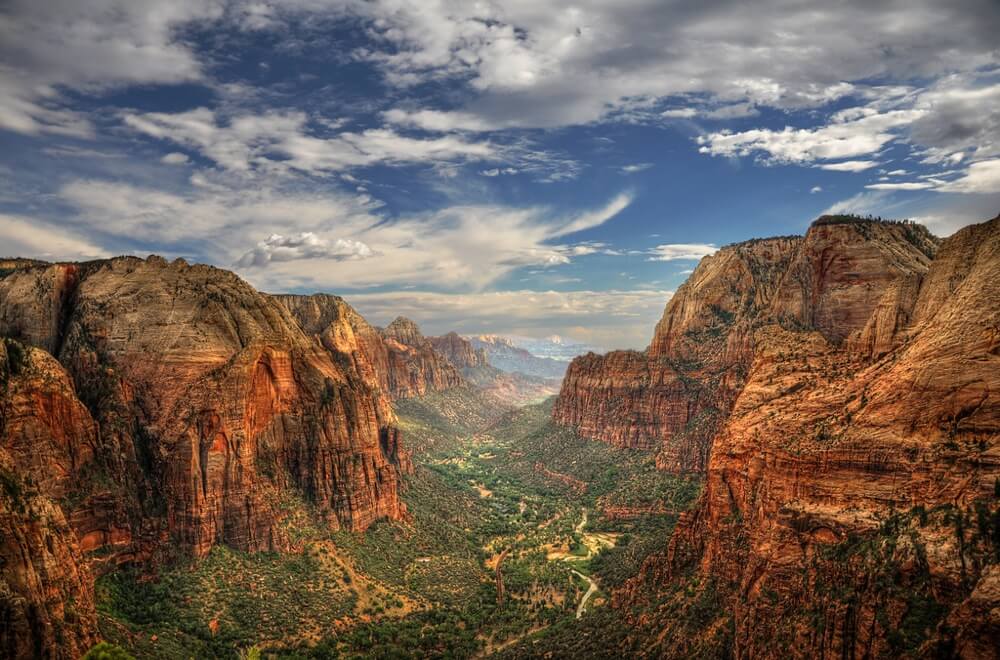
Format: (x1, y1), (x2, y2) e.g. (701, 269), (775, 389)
(646, 243), (718, 262)
(55, 177), (634, 290)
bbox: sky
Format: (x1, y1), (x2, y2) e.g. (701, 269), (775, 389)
(1, 1), (998, 349)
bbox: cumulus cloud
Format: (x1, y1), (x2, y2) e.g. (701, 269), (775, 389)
(0, 213), (109, 261)
(238, 233), (374, 267)
(646, 243), (718, 261)
(810, 186), (823, 194)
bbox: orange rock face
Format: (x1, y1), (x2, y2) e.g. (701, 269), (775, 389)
(0, 340), (99, 660)
(428, 331), (490, 370)
(0, 257), (411, 656)
(585, 216), (1000, 658)
(554, 235), (801, 470)
(380, 317), (464, 397)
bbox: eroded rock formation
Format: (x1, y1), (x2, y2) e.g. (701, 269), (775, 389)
(0, 257), (410, 657)
(560, 215), (1000, 658)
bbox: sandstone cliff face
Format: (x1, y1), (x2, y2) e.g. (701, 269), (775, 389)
(554, 236), (801, 471)
(276, 298), (464, 401)
(608, 216), (1000, 658)
(380, 317), (464, 398)
(429, 332), (489, 371)
(0, 258), (410, 656)
(0, 340), (98, 659)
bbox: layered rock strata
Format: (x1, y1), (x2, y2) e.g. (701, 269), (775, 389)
(0, 257), (410, 656)
(570, 215), (999, 658)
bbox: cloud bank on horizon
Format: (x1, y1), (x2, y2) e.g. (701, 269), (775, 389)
(0, 0), (998, 348)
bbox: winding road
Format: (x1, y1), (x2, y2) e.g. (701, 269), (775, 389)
(569, 508), (598, 619)
(570, 569), (598, 619)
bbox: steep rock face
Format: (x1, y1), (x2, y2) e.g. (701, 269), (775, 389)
(276, 298), (464, 401)
(0, 340), (99, 659)
(0, 263), (82, 356)
(429, 331), (560, 405)
(768, 217), (937, 344)
(428, 332), (489, 371)
(274, 293), (395, 414)
(378, 317), (463, 398)
(0, 258), (408, 559)
(554, 236), (801, 471)
(615, 217), (1000, 658)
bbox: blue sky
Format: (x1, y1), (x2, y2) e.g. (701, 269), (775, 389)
(1, 1), (998, 348)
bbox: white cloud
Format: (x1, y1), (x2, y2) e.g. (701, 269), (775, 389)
(0, 0), (222, 137)
(865, 181), (935, 191)
(161, 152), (190, 165)
(0, 213), (109, 261)
(621, 163), (654, 174)
(238, 233), (374, 266)
(938, 159), (1000, 194)
(344, 288), (674, 350)
(661, 108), (698, 119)
(697, 108), (920, 164)
(329, 0), (999, 131)
(646, 243), (718, 261)
(810, 186), (823, 194)
(818, 160), (879, 172)
(57, 177), (632, 290)
(124, 108), (497, 174)
(822, 190), (892, 216)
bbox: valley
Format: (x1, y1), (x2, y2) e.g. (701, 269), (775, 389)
(93, 390), (701, 658)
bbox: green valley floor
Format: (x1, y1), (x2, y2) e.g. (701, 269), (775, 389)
(96, 387), (702, 658)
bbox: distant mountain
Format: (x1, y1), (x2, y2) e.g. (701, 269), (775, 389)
(506, 334), (604, 362)
(467, 335), (570, 379)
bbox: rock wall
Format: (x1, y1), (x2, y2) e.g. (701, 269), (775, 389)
(608, 216), (1000, 658)
(380, 317), (464, 398)
(553, 235), (801, 471)
(0, 257), (411, 657)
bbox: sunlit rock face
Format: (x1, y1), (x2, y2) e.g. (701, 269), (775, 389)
(0, 257), (410, 657)
(598, 216), (1000, 658)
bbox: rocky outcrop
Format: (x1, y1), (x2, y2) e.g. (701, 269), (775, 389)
(275, 298), (463, 401)
(429, 332), (489, 371)
(603, 216), (1000, 658)
(554, 235), (801, 471)
(379, 318), (464, 398)
(0, 340), (98, 659)
(0, 257), (411, 657)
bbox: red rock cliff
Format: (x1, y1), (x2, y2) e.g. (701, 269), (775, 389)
(379, 317), (464, 397)
(0, 257), (410, 656)
(0, 340), (99, 660)
(610, 216), (1000, 658)
(554, 236), (801, 471)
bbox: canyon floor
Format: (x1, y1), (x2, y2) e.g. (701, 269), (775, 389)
(94, 387), (701, 658)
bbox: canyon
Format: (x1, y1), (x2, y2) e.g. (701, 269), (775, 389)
(0, 257), (524, 658)
(554, 214), (1000, 657)
(1, 213), (998, 659)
